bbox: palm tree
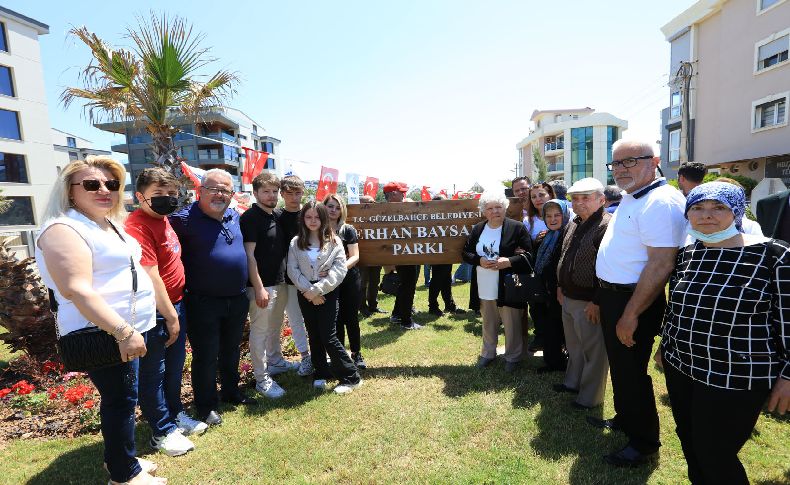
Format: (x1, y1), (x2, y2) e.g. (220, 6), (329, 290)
(0, 188), (10, 214)
(61, 13), (238, 194)
(532, 146), (547, 182)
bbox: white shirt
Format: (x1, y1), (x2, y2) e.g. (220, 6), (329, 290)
(35, 210), (156, 336)
(596, 180), (687, 284)
(476, 224), (502, 300)
(306, 246), (320, 264)
(683, 217), (765, 246)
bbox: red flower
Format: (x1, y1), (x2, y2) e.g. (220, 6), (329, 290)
(0, 388), (11, 399)
(41, 360), (64, 375)
(10, 380), (35, 395)
(282, 327), (293, 337)
(83, 400), (95, 409)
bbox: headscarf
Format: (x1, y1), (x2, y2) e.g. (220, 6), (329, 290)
(534, 199), (570, 275)
(685, 182), (745, 232)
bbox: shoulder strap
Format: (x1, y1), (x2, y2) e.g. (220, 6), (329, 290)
(107, 220), (138, 293)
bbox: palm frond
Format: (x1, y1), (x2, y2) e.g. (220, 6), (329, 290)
(178, 70), (239, 116)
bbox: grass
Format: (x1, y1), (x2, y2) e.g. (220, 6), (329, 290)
(1, 274), (788, 484)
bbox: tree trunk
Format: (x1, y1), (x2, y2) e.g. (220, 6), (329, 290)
(150, 126), (191, 205)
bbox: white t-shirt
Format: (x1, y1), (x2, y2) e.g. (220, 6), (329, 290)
(683, 217), (765, 246)
(306, 246), (320, 264)
(476, 224), (502, 300)
(35, 210), (157, 336)
(596, 180), (687, 284)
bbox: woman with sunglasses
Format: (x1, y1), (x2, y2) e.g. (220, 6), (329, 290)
(287, 201), (362, 393)
(35, 157), (164, 485)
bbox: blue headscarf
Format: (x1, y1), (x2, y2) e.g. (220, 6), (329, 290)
(685, 182), (745, 232)
(534, 199), (571, 275)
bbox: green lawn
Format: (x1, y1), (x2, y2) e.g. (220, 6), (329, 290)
(1, 276), (788, 484)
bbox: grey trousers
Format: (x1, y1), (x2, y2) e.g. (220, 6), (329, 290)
(479, 300), (524, 363)
(561, 296), (609, 407)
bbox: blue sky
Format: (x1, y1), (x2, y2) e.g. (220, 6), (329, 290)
(11, 0), (692, 192)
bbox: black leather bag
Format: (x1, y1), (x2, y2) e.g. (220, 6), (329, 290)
(380, 270), (401, 295)
(53, 220), (137, 372)
(502, 255), (547, 306)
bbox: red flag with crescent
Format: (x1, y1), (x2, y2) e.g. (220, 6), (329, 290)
(242, 148), (269, 185)
(363, 177), (379, 198)
(439, 189), (449, 198)
(421, 186), (431, 201)
(316, 166), (339, 201)
(180, 161), (206, 199)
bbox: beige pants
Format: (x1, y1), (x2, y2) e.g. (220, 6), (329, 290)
(479, 300), (524, 363)
(561, 296), (609, 407)
(247, 284), (288, 382)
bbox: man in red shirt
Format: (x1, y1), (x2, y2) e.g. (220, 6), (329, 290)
(126, 168), (207, 454)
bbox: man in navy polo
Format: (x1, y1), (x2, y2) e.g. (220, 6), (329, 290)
(170, 169), (256, 426)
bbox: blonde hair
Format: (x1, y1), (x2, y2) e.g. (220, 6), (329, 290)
(322, 193), (347, 224)
(44, 156), (128, 223)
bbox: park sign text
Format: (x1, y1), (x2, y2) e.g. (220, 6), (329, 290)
(347, 198), (523, 265)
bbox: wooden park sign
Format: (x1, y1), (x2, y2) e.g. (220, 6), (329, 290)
(346, 198), (525, 266)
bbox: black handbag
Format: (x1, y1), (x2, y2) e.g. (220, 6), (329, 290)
(380, 270), (401, 295)
(503, 255), (547, 306)
(54, 220), (138, 372)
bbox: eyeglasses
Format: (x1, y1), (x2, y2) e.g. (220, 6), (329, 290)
(606, 155), (654, 171)
(201, 186), (234, 197)
(71, 179), (121, 192)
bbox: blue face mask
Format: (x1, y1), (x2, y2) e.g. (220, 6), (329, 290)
(688, 221), (740, 244)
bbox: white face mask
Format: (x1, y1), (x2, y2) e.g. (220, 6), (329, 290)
(687, 221), (740, 243)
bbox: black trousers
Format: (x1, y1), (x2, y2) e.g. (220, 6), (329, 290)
(541, 298), (567, 370)
(393, 265), (418, 323)
(663, 361), (769, 485)
(336, 267), (361, 353)
(298, 290), (360, 385)
(529, 302), (545, 341)
(599, 287), (664, 453)
(359, 265), (382, 311)
(184, 292), (247, 416)
(428, 264), (456, 311)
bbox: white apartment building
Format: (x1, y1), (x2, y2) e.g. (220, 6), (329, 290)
(0, 7), (56, 230)
(51, 128), (111, 167)
(515, 108), (628, 185)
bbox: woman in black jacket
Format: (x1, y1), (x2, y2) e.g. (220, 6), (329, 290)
(463, 192), (533, 372)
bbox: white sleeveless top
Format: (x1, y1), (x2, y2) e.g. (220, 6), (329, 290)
(35, 209), (156, 336)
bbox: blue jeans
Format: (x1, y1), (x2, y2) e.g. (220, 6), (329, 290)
(87, 351), (144, 483)
(423, 265), (431, 286)
(454, 262), (472, 282)
(138, 300), (187, 437)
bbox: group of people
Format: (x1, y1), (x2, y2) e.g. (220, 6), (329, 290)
(32, 137), (788, 484)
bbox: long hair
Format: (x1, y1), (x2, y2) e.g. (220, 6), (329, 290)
(44, 156), (128, 224)
(526, 182), (556, 230)
(322, 193), (347, 225)
(297, 201), (335, 250)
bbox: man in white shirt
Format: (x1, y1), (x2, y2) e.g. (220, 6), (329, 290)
(593, 140), (687, 467)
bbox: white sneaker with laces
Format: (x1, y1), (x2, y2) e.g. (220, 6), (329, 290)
(255, 375), (285, 399)
(297, 355), (314, 376)
(175, 412), (208, 436)
(150, 429), (195, 457)
(334, 379), (363, 395)
(268, 359), (300, 376)
(313, 379), (327, 390)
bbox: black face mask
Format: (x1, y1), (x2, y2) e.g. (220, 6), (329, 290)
(146, 195), (179, 215)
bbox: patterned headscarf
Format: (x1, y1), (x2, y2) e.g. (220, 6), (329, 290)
(534, 199), (571, 275)
(685, 182), (745, 232)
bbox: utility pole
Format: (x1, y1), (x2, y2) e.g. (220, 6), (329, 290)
(673, 61), (694, 163)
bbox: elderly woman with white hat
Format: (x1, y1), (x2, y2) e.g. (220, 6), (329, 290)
(554, 178), (613, 410)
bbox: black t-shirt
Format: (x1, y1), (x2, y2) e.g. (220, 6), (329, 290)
(275, 208), (300, 284)
(240, 204), (287, 287)
(337, 224), (359, 257)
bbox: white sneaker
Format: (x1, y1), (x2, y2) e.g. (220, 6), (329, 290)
(297, 355), (314, 377)
(268, 359), (300, 376)
(334, 379), (363, 395)
(175, 412), (208, 436)
(313, 379), (327, 390)
(150, 429), (195, 457)
(255, 375), (285, 399)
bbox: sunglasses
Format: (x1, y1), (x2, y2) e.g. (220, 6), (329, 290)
(71, 179), (122, 192)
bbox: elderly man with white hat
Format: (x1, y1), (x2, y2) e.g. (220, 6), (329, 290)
(554, 177), (613, 412)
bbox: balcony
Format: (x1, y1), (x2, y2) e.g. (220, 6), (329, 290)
(197, 149), (240, 167)
(547, 163), (564, 173)
(544, 140), (565, 152)
(198, 131), (237, 144)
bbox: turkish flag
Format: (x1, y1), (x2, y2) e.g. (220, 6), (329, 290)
(439, 189), (449, 198)
(242, 148), (269, 185)
(452, 192), (460, 200)
(421, 186), (431, 201)
(180, 161), (206, 199)
(316, 166), (339, 202)
(363, 177), (379, 198)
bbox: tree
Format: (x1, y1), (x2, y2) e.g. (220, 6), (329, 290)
(0, 188), (10, 215)
(61, 13), (238, 199)
(532, 146), (547, 182)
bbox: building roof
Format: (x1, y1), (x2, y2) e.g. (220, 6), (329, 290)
(530, 107), (594, 122)
(51, 127), (94, 144)
(0, 6), (49, 35)
(661, 0), (727, 41)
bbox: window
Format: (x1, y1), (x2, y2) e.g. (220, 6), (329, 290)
(66, 136), (77, 148)
(0, 109), (20, 140)
(253, 139), (259, 150)
(669, 130), (681, 163)
(0, 23), (7, 52)
(68, 151), (78, 160)
(753, 96), (787, 129)
(252, 125), (258, 134)
(0, 152), (27, 182)
(670, 91), (682, 118)
(0, 66), (14, 97)
(757, 34), (789, 71)
(263, 141), (274, 154)
(0, 196), (35, 226)
(178, 145), (195, 160)
(759, 0), (786, 11)
(570, 127), (593, 183)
